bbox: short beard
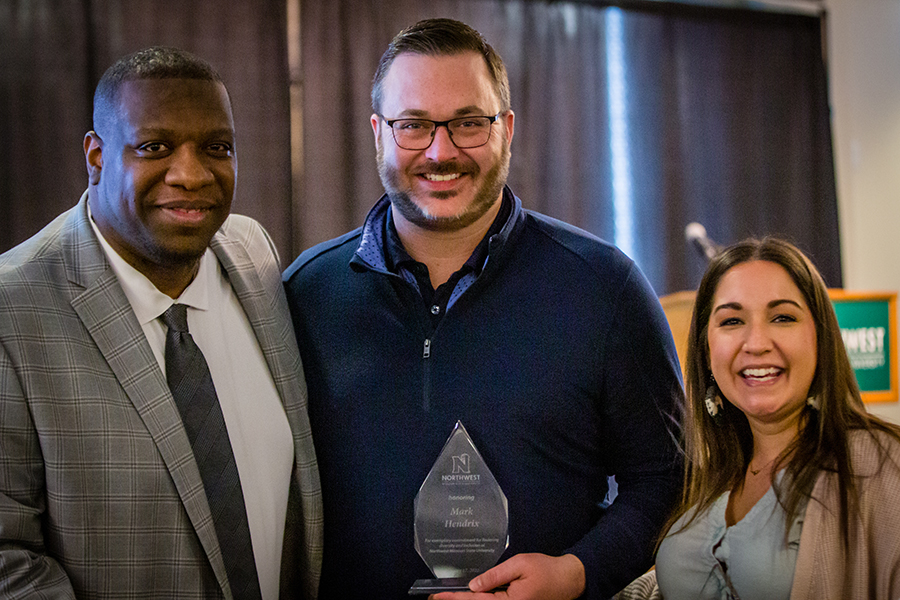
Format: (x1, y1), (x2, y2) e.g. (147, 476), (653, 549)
(377, 143), (510, 233)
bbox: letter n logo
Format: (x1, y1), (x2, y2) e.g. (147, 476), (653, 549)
(452, 453), (471, 474)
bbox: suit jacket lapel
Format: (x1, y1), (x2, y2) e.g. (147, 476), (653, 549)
(211, 225), (323, 599)
(209, 231), (314, 468)
(209, 234), (295, 412)
(63, 193), (232, 595)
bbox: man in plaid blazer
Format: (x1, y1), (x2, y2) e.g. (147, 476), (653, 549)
(0, 48), (322, 598)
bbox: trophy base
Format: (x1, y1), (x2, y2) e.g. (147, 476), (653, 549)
(408, 578), (508, 595)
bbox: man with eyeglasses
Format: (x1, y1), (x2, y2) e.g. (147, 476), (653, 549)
(284, 18), (683, 600)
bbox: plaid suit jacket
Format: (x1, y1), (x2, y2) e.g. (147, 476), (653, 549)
(0, 192), (322, 599)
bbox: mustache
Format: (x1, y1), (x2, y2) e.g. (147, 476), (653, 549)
(417, 160), (477, 176)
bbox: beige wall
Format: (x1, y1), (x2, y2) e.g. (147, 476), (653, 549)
(826, 0), (900, 422)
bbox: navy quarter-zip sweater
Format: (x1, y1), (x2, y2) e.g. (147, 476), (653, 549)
(283, 187), (684, 600)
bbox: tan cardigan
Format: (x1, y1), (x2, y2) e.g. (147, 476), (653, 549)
(790, 429), (900, 600)
(616, 430), (900, 600)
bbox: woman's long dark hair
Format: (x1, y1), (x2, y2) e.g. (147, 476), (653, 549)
(672, 237), (900, 550)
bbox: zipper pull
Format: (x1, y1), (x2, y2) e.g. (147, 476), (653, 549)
(423, 338), (431, 359)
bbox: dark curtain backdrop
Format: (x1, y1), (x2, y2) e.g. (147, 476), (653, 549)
(2, 0), (840, 294)
(0, 0), (293, 259)
(298, 0), (840, 294)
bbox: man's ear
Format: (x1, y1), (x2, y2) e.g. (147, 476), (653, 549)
(371, 113), (383, 150)
(503, 109), (515, 145)
(84, 131), (103, 185)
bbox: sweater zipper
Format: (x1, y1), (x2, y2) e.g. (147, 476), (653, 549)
(422, 338), (432, 411)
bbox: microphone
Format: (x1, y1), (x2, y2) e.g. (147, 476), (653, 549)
(685, 222), (719, 261)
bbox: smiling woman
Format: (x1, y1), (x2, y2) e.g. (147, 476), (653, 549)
(647, 237), (900, 600)
(707, 260), (818, 436)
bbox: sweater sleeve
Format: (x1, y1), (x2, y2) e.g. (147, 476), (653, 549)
(567, 262), (685, 599)
(792, 431), (900, 600)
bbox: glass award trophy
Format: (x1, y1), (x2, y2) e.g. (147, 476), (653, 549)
(409, 421), (509, 595)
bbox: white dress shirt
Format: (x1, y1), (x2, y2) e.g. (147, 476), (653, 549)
(90, 216), (293, 600)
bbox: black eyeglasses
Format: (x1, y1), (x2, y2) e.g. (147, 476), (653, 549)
(380, 113), (501, 150)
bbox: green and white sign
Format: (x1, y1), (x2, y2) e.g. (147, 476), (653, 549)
(833, 298), (892, 395)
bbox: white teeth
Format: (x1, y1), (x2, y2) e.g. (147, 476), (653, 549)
(742, 367), (780, 378)
(423, 173), (461, 182)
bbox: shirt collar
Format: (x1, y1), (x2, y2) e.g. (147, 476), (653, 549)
(88, 204), (212, 325)
(381, 191), (513, 276)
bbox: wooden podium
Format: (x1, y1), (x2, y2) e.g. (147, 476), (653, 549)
(658, 290), (897, 403)
(658, 291), (696, 379)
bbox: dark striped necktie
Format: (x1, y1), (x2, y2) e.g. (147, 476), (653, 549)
(161, 303), (262, 600)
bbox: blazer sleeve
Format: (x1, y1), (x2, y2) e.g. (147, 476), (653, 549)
(0, 343), (76, 599)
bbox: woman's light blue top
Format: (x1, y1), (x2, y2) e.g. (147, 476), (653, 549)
(656, 476), (805, 600)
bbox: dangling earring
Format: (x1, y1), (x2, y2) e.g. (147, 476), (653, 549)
(704, 376), (724, 418)
(806, 395), (820, 410)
